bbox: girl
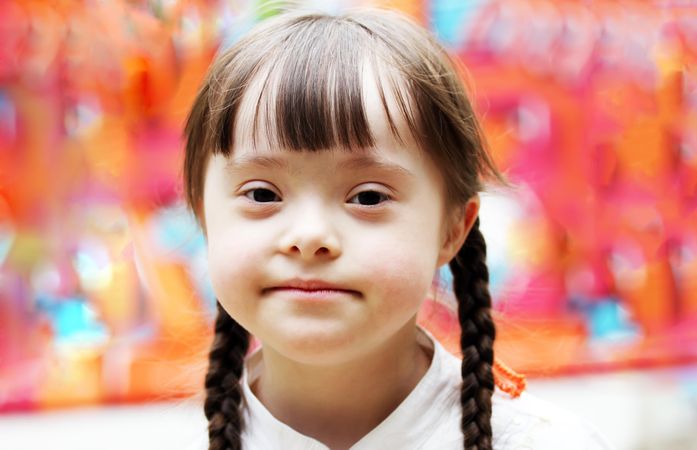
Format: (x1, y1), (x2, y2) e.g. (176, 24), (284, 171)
(183, 9), (614, 450)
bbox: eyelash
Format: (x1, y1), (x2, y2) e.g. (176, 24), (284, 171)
(243, 187), (281, 203)
(347, 190), (391, 206)
(240, 187), (392, 206)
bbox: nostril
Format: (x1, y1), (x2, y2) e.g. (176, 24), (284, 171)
(282, 241), (338, 258)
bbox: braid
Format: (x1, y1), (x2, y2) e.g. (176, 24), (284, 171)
(449, 217), (496, 450)
(204, 302), (250, 450)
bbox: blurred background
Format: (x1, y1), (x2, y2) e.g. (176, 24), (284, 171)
(0, 0), (696, 449)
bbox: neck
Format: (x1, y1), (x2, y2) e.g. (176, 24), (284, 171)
(250, 321), (433, 449)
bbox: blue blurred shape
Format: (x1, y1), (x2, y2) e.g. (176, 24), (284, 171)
(0, 89), (16, 141)
(587, 298), (641, 344)
(0, 223), (14, 266)
(151, 205), (205, 258)
(430, 0), (488, 48)
(36, 295), (109, 348)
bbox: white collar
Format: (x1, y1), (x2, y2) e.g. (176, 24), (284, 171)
(240, 326), (458, 449)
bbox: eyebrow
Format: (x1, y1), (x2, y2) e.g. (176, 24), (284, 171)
(225, 154), (416, 179)
(225, 155), (287, 173)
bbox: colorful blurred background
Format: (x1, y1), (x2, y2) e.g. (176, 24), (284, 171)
(0, 0), (696, 449)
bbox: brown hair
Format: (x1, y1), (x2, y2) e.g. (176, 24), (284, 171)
(183, 8), (505, 450)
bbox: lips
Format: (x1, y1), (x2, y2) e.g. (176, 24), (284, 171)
(264, 278), (361, 296)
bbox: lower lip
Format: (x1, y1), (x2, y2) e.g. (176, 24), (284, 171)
(265, 288), (359, 301)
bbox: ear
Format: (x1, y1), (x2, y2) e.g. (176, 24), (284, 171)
(437, 195), (480, 267)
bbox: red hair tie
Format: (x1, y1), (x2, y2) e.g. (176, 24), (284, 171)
(493, 357), (527, 398)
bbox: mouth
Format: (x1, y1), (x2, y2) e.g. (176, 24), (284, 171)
(263, 279), (361, 297)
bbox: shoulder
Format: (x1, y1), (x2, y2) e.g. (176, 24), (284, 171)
(491, 391), (615, 450)
(436, 348), (615, 450)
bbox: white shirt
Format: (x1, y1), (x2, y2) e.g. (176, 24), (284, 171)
(240, 327), (615, 449)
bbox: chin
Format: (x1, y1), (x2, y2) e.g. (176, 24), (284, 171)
(260, 321), (373, 366)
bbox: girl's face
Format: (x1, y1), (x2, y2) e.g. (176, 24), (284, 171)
(201, 73), (465, 365)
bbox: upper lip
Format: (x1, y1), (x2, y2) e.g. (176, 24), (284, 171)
(269, 278), (358, 293)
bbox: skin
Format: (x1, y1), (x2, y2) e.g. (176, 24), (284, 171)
(200, 67), (480, 449)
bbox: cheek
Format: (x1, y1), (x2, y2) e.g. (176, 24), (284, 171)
(361, 211), (442, 279)
(204, 205), (272, 295)
(205, 236), (266, 333)
(357, 231), (440, 308)
(208, 242), (251, 283)
(205, 228), (264, 303)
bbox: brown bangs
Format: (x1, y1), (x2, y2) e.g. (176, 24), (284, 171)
(251, 18), (389, 152)
(211, 14), (413, 154)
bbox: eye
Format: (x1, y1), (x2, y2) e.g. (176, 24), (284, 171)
(243, 187), (281, 203)
(347, 190), (391, 206)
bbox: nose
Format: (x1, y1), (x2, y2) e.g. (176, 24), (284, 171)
(278, 201), (342, 261)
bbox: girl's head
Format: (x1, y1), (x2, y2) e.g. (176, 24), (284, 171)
(183, 9), (503, 450)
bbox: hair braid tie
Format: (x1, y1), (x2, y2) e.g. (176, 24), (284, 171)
(449, 217), (496, 450)
(493, 358), (527, 398)
(205, 302), (250, 450)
